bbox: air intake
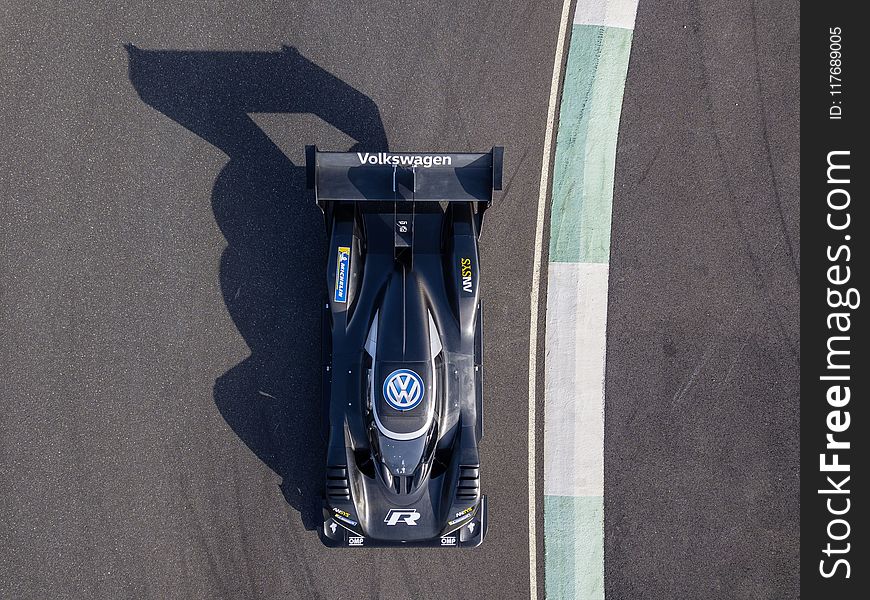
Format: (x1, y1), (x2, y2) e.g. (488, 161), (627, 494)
(326, 465), (351, 501)
(456, 465), (480, 500)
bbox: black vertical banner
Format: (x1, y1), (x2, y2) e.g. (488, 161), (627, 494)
(801, 5), (868, 597)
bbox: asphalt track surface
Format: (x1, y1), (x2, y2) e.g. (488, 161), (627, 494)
(0, 2), (798, 600)
(1, 2), (559, 599)
(606, 1), (799, 598)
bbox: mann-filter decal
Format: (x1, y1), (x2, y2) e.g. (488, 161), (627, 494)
(334, 246), (351, 303)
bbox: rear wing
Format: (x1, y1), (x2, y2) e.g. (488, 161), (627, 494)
(306, 146), (503, 207)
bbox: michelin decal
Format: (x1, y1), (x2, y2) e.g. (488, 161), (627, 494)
(334, 246), (350, 303)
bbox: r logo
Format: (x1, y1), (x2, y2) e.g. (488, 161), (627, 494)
(384, 509), (421, 526)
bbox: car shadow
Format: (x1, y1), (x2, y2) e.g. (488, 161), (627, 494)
(126, 45), (388, 529)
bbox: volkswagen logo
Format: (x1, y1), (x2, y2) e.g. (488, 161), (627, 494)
(383, 369), (424, 411)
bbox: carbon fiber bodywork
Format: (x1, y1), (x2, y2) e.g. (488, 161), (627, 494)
(307, 147), (502, 547)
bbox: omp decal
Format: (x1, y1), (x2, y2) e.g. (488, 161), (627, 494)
(440, 536), (457, 546)
(384, 509), (421, 526)
(334, 246), (351, 303)
(356, 152), (452, 168)
(382, 369), (424, 411)
(348, 536), (364, 546)
(460, 257), (473, 294)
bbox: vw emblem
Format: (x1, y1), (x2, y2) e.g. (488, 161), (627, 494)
(383, 369), (424, 411)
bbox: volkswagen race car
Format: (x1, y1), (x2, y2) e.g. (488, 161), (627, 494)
(306, 146), (503, 547)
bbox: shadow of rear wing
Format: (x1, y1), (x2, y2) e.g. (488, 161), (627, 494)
(306, 146), (503, 208)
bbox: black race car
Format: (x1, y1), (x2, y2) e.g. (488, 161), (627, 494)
(306, 146), (503, 547)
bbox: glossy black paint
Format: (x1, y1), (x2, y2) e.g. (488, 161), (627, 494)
(310, 148), (502, 547)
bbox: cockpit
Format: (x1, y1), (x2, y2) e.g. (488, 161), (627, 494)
(362, 265), (445, 495)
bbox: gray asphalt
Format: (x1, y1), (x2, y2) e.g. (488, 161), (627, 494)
(604, 0), (799, 598)
(1, 0), (800, 599)
(0, 1), (559, 599)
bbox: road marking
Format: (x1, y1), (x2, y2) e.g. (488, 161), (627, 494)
(544, 262), (608, 598)
(541, 11), (639, 600)
(528, 0), (574, 597)
(544, 262), (608, 497)
(545, 495), (604, 599)
(549, 26), (634, 264)
(573, 0), (639, 30)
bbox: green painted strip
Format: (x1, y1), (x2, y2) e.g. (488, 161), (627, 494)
(544, 21), (637, 600)
(549, 25), (634, 264)
(544, 495), (604, 600)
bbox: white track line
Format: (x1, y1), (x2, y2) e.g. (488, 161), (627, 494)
(528, 0), (574, 597)
(573, 0), (639, 29)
